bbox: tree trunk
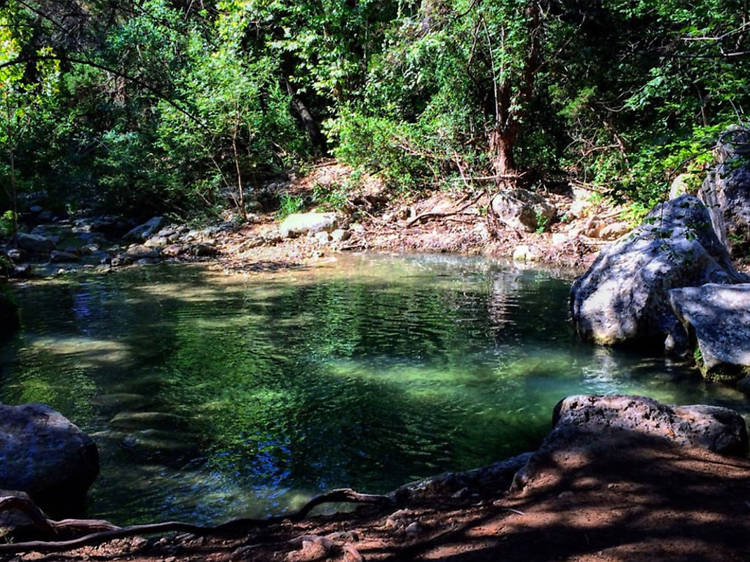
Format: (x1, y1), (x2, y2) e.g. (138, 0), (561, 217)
(489, 125), (518, 179)
(284, 78), (326, 154)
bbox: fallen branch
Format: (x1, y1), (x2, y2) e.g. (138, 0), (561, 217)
(406, 192), (484, 228)
(0, 488), (393, 554)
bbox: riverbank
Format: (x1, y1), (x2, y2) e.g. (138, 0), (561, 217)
(207, 162), (617, 275)
(0, 162), (629, 282)
(3, 395), (749, 562)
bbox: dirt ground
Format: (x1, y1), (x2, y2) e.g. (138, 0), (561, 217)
(202, 163), (614, 277)
(5, 438), (750, 562)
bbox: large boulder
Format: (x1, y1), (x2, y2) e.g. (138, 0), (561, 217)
(0, 403), (99, 515)
(279, 212), (338, 238)
(16, 232), (55, 255)
(670, 283), (750, 379)
(699, 126), (750, 259)
(123, 216), (166, 242)
(491, 188), (555, 232)
(512, 395), (749, 491)
(551, 395), (748, 455)
(570, 195), (747, 348)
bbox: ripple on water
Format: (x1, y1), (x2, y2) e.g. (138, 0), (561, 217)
(0, 256), (747, 525)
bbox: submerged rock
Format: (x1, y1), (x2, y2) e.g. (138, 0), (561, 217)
(570, 195), (747, 348)
(0, 403), (99, 515)
(279, 212), (338, 238)
(670, 283), (750, 379)
(699, 126), (750, 259)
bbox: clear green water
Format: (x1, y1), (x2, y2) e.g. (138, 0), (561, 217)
(0, 254), (747, 525)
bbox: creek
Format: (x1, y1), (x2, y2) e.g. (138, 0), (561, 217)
(0, 254), (747, 525)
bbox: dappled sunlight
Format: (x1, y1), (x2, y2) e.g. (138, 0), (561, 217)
(21, 335), (134, 369)
(3, 256), (750, 526)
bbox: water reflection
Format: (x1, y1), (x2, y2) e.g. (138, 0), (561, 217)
(0, 254), (746, 525)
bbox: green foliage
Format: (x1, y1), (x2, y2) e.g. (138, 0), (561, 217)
(312, 183), (347, 211)
(0, 0), (747, 215)
(534, 211), (550, 234)
(276, 194), (304, 219)
(0, 210), (15, 238)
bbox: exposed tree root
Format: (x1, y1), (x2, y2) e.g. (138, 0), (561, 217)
(0, 488), (393, 554)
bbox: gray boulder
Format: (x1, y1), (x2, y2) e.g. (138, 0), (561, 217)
(16, 233), (55, 255)
(699, 126), (750, 259)
(552, 395), (748, 455)
(670, 283), (750, 379)
(279, 212), (338, 238)
(49, 250), (79, 263)
(124, 244), (160, 260)
(512, 394), (748, 491)
(123, 216), (165, 242)
(491, 188), (555, 232)
(570, 195), (747, 347)
(0, 403), (99, 515)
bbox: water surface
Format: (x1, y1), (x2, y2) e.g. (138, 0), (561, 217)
(0, 254), (747, 524)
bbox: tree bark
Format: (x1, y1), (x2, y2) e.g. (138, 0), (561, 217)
(284, 78), (326, 154)
(489, 124), (518, 178)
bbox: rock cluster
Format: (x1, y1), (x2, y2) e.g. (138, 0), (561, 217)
(570, 195), (746, 349)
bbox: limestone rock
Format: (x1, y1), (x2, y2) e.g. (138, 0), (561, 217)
(331, 229), (350, 243)
(554, 395), (747, 454)
(279, 212), (338, 238)
(313, 231), (330, 244)
(124, 217), (166, 242)
(491, 188), (555, 232)
(124, 244), (160, 260)
(16, 233), (55, 255)
(512, 395), (748, 491)
(570, 195), (747, 347)
(144, 236), (168, 249)
(599, 221), (631, 240)
(512, 245), (541, 263)
(670, 283), (750, 378)
(699, 126), (750, 259)
(0, 403), (99, 514)
(49, 250), (79, 263)
(670, 173), (699, 199)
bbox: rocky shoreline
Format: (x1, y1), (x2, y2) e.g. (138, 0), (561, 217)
(1, 394), (748, 561)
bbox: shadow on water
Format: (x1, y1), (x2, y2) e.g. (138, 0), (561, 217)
(0, 254), (747, 525)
